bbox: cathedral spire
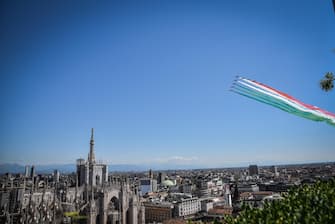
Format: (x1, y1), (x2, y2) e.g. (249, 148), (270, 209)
(89, 128), (95, 163)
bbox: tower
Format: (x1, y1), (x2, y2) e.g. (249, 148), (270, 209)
(249, 164), (259, 176)
(158, 172), (166, 184)
(53, 170), (60, 183)
(148, 169), (153, 179)
(25, 165), (30, 177)
(76, 128), (108, 187)
(271, 165), (279, 177)
(89, 128), (96, 164)
(30, 165), (35, 179)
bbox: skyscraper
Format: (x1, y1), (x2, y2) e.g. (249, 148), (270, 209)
(249, 165), (259, 176)
(30, 165), (35, 179)
(24, 165), (30, 177)
(149, 169), (153, 179)
(158, 172), (166, 184)
(271, 165), (279, 177)
(54, 169), (60, 183)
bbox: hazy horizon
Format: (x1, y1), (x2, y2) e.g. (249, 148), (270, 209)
(1, 160), (335, 174)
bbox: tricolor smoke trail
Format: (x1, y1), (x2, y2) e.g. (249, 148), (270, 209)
(231, 76), (335, 127)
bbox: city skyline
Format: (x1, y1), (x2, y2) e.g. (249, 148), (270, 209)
(1, 1), (335, 167)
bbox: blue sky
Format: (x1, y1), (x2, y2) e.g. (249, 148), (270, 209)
(1, 0), (335, 167)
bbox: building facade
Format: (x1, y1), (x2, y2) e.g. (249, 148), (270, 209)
(172, 196), (201, 217)
(144, 202), (173, 223)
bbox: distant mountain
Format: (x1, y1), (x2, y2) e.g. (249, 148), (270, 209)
(36, 164), (76, 174)
(108, 164), (148, 172)
(0, 163), (75, 174)
(109, 163), (201, 172)
(0, 163), (25, 174)
(0, 163), (202, 174)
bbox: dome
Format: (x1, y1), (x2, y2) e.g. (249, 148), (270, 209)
(162, 180), (175, 187)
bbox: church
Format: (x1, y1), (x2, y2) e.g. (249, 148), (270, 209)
(71, 128), (145, 224)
